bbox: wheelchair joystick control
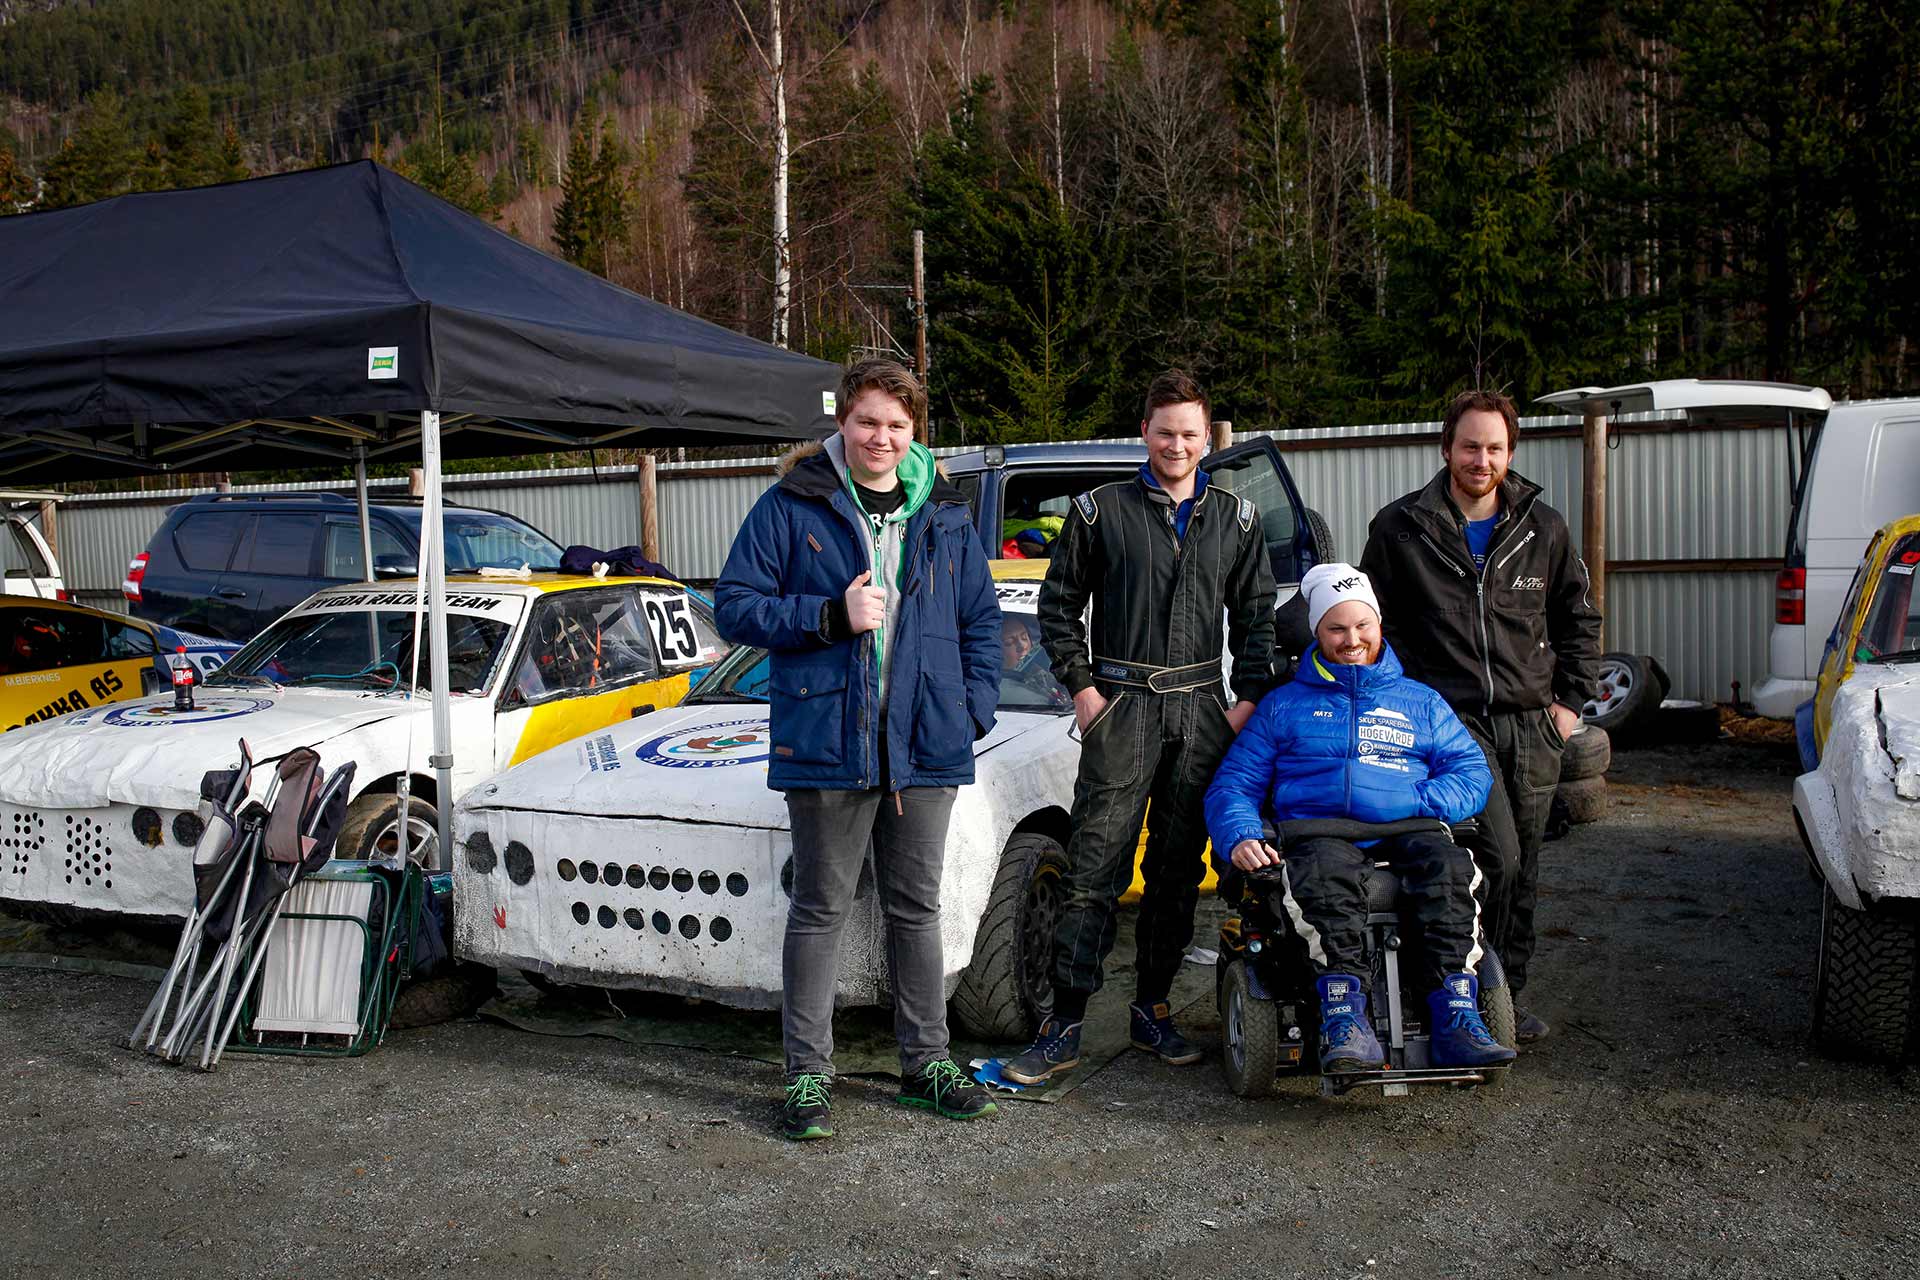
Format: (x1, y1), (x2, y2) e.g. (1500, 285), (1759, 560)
(170, 647), (196, 712)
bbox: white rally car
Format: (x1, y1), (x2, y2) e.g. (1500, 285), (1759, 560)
(453, 566), (1085, 1038)
(0, 574), (724, 922)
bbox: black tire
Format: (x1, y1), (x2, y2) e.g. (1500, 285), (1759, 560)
(1583, 652), (1661, 738)
(1304, 508), (1337, 564)
(389, 961), (498, 1030)
(951, 830), (1068, 1041)
(1220, 960), (1281, 1099)
(1658, 699), (1723, 744)
(1477, 979), (1517, 1089)
(1811, 885), (1919, 1062)
(336, 794), (439, 867)
(1644, 655), (1673, 702)
(1558, 776), (1607, 824)
(1558, 723), (1611, 782)
(1481, 980), (1517, 1049)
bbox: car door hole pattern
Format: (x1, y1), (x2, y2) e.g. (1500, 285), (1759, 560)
(4, 810), (45, 878)
(63, 814), (112, 889)
(465, 828), (748, 944)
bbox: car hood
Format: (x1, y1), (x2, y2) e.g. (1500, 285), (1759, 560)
(461, 701), (1059, 827)
(0, 689), (410, 810)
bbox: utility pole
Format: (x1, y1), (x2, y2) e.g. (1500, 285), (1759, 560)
(912, 228), (929, 444)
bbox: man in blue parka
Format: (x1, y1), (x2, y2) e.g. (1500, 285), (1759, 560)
(1204, 563), (1515, 1072)
(715, 359), (1003, 1140)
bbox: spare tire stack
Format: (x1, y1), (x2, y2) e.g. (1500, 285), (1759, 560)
(1554, 721), (1612, 827)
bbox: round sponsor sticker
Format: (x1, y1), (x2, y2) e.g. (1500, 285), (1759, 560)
(635, 718), (772, 768)
(101, 697), (275, 727)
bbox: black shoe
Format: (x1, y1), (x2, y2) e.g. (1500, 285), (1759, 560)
(1516, 1008), (1551, 1044)
(897, 1058), (998, 1120)
(1129, 1001), (1203, 1066)
(1002, 1016), (1083, 1085)
(780, 1073), (834, 1141)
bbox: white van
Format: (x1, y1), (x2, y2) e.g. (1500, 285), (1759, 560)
(2, 507), (64, 600)
(1538, 379), (1839, 718)
(1752, 397), (1920, 717)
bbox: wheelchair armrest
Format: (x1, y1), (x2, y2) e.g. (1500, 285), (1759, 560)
(1267, 816), (1457, 848)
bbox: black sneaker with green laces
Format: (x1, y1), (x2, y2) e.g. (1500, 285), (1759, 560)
(896, 1058), (998, 1120)
(781, 1073), (834, 1141)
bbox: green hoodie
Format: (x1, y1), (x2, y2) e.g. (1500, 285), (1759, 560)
(825, 434), (935, 712)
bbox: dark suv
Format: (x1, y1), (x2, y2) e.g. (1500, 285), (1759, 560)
(942, 437), (1334, 588)
(124, 493), (565, 640)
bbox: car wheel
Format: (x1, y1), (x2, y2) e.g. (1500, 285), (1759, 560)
(1582, 652), (1661, 739)
(335, 794), (439, 866)
(1220, 959), (1280, 1099)
(1558, 722), (1611, 782)
(951, 831), (1067, 1042)
(1812, 884), (1919, 1063)
(1557, 776), (1607, 824)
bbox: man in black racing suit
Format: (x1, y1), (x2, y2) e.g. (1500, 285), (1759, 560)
(1359, 388), (1602, 1044)
(1004, 370), (1277, 1085)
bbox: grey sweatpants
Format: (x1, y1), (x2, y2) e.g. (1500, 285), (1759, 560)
(782, 785), (957, 1079)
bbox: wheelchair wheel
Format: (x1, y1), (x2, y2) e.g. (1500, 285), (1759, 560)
(1480, 980), (1516, 1047)
(1220, 960), (1280, 1099)
(1478, 980), (1517, 1088)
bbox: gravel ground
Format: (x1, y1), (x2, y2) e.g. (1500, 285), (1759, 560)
(3, 732), (1916, 1280)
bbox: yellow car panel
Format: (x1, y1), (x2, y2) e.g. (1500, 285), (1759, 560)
(2, 657), (144, 730)
(509, 671), (693, 766)
(1812, 513), (1920, 753)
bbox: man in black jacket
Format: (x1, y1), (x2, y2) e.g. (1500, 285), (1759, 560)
(1004, 370), (1277, 1085)
(1359, 389), (1602, 1043)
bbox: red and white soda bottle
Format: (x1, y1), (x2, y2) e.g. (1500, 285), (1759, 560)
(170, 646), (197, 711)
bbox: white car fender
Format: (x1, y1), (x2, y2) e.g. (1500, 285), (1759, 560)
(1792, 769), (1859, 909)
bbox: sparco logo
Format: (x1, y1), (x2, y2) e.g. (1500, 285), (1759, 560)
(1511, 575), (1545, 591)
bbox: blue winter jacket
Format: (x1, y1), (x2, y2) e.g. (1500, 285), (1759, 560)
(1204, 641), (1492, 864)
(714, 441), (1002, 790)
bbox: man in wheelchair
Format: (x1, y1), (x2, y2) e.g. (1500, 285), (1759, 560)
(1204, 564), (1516, 1074)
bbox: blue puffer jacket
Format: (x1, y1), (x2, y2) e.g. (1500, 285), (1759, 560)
(1204, 641), (1492, 862)
(714, 440), (1001, 790)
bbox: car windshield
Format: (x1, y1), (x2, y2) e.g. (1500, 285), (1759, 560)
(684, 610), (1070, 714)
(380, 509), (565, 573)
(207, 609), (514, 693)
(1854, 533), (1920, 665)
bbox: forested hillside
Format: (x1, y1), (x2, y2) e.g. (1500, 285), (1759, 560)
(2, 0), (1916, 442)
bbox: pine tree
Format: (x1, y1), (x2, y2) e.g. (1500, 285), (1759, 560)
(0, 147), (35, 214)
(36, 91), (135, 209)
(216, 124), (250, 183)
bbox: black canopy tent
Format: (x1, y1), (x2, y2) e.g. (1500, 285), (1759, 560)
(0, 160), (838, 853)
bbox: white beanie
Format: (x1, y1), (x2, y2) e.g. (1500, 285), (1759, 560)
(1301, 562), (1381, 635)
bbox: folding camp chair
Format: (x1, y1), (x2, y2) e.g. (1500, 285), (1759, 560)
(133, 743), (355, 1069)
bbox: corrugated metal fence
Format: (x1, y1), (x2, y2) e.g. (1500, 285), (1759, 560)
(48, 414), (1791, 703)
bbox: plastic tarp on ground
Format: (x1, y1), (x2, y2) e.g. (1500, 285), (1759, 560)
(0, 159), (837, 482)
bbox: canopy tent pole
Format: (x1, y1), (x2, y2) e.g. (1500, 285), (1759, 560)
(354, 445), (374, 584)
(420, 409), (455, 863)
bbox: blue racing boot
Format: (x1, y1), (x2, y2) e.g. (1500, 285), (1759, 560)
(1001, 1015), (1083, 1085)
(1428, 973), (1519, 1069)
(1315, 973), (1386, 1073)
